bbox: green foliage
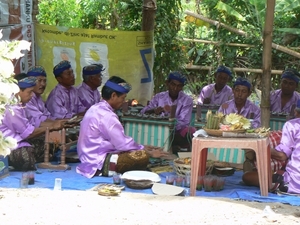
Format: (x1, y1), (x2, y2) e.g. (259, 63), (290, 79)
(37, 0), (300, 95)
(181, 0), (300, 95)
(37, 0), (82, 27)
(37, 0), (185, 93)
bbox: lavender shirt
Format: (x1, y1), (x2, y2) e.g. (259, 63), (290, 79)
(0, 104), (34, 149)
(76, 100), (144, 178)
(198, 84), (233, 105)
(218, 99), (261, 128)
(275, 118), (300, 194)
(76, 82), (101, 109)
(140, 91), (193, 130)
(270, 89), (300, 113)
(25, 93), (56, 128)
(46, 84), (86, 119)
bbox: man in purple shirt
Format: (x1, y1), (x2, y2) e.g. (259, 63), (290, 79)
(198, 65), (233, 105)
(76, 64), (103, 109)
(243, 99), (300, 194)
(218, 77), (261, 128)
(270, 68), (300, 114)
(220, 77), (261, 174)
(76, 76), (169, 178)
(140, 71), (196, 153)
(0, 73), (62, 171)
(25, 66), (57, 127)
(46, 60), (86, 119)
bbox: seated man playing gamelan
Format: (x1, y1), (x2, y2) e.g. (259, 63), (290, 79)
(76, 76), (170, 178)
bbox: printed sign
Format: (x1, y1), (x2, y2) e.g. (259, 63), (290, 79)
(1, 23), (35, 74)
(0, 0), (32, 25)
(35, 24), (154, 104)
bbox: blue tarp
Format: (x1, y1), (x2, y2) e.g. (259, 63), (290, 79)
(1, 163), (299, 206)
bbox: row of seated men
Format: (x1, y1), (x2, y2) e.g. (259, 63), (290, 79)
(2, 62), (299, 163)
(1, 61), (300, 194)
(198, 66), (300, 114)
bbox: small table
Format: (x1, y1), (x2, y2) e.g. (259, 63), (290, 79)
(190, 136), (271, 196)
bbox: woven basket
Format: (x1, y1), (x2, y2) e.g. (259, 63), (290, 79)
(123, 179), (154, 189)
(173, 158), (214, 177)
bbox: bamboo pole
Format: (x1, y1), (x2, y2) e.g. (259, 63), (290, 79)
(185, 65), (283, 75)
(182, 38), (255, 48)
(185, 11), (247, 37)
(261, 0), (275, 128)
(185, 10), (300, 59)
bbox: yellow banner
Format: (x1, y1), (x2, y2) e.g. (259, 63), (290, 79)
(35, 24), (154, 105)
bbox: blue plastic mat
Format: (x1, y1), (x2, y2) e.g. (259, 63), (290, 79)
(0, 163), (299, 206)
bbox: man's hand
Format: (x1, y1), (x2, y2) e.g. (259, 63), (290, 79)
(50, 120), (65, 131)
(154, 107), (164, 115)
(203, 98), (211, 104)
(144, 145), (171, 158)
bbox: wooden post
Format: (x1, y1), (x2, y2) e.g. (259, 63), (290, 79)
(142, 0), (157, 31)
(261, 0), (276, 128)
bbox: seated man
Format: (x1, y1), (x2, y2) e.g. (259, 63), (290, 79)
(76, 64), (104, 109)
(218, 77), (261, 128)
(46, 60), (86, 119)
(270, 68), (300, 114)
(198, 65), (233, 105)
(218, 77), (260, 169)
(76, 76), (170, 178)
(242, 99), (300, 194)
(0, 73), (63, 171)
(25, 66), (58, 127)
(140, 71), (196, 152)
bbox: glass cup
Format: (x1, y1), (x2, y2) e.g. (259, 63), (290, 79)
(203, 175), (215, 192)
(112, 173), (122, 185)
(165, 175), (175, 185)
(214, 177), (225, 191)
(20, 172), (29, 189)
(175, 176), (184, 187)
(184, 174), (190, 188)
(53, 178), (62, 191)
(196, 176), (204, 191)
(28, 171), (35, 185)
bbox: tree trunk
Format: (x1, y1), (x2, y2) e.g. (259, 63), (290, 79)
(142, 0), (157, 31)
(261, 0), (276, 128)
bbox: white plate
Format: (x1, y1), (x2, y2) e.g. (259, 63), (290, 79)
(152, 183), (184, 196)
(215, 167), (234, 171)
(121, 171), (161, 182)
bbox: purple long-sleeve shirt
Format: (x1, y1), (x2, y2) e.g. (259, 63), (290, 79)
(45, 84), (86, 119)
(275, 118), (300, 194)
(140, 91), (193, 130)
(76, 100), (144, 178)
(76, 82), (101, 109)
(25, 93), (56, 127)
(198, 84), (233, 105)
(270, 89), (300, 113)
(218, 99), (261, 128)
(0, 104), (34, 149)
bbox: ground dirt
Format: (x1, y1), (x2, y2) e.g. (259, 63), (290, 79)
(0, 188), (299, 225)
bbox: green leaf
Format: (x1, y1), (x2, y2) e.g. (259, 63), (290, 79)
(187, 46), (195, 57)
(215, 1), (246, 21)
(276, 0), (300, 12)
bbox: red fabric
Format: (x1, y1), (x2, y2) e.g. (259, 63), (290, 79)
(268, 130), (282, 149)
(179, 126), (196, 137)
(254, 130), (287, 172)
